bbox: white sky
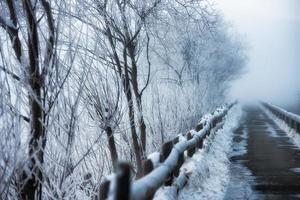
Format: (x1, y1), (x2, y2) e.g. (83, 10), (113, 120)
(215, 0), (300, 106)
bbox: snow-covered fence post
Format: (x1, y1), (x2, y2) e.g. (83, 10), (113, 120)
(293, 120), (297, 131)
(99, 180), (110, 200)
(195, 123), (203, 132)
(263, 102), (300, 134)
(297, 122), (300, 133)
(197, 138), (204, 149)
(172, 136), (184, 177)
(288, 118), (292, 128)
(115, 162), (131, 200)
(142, 159), (154, 176)
(160, 140), (173, 162)
(172, 136), (179, 145)
(186, 132), (196, 157)
(160, 140), (174, 186)
(291, 120), (296, 130)
(142, 159), (155, 200)
(98, 162), (132, 200)
(195, 123), (204, 149)
(285, 115), (288, 123)
(212, 116), (217, 127)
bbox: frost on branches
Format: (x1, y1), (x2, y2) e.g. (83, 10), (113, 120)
(0, 0), (246, 199)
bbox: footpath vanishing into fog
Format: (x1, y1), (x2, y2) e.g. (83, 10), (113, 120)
(225, 105), (300, 199)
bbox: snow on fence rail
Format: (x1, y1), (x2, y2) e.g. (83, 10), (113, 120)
(263, 102), (300, 133)
(98, 103), (236, 200)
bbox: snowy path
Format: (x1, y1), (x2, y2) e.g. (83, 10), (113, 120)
(225, 105), (300, 199)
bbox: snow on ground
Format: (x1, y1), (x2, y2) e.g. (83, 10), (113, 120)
(262, 106), (300, 148)
(154, 104), (243, 200)
(231, 126), (248, 157)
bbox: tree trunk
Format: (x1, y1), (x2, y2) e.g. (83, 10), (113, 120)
(127, 44), (147, 155)
(135, 96), (147, 156)
(20, 1), (44, 199)
(104, 23), (142, 177)
(123, 76), (143, 177)
(105, 126), (119, 170)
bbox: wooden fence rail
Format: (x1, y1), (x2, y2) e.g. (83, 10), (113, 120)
(99, 103), (236, 200)
(263, 102), (300, 133)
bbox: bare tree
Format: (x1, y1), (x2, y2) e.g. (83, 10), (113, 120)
(85, 66), (123, 170)
(72, 0), (161, 176)
(0, 0), (65, 199)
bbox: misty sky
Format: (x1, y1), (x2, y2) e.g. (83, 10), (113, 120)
(216, 0), (300, 106)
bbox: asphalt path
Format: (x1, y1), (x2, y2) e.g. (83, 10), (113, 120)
(225, 105), (300, 200)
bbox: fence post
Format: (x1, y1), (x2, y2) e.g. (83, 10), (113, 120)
(292, 120), (296, 131)
(160, 140), (173, 162)
(141, 159), (155, 200)
(186, 132), (195, 157)
(195, 123), (203, 132)
(99, 179), (110, 200)
(160, 140), (174, 186)
(142, 159), (154, 176)
(197, 138), (203, 149)
(172, 136), (184, 177)
(172, 136), (179, 145)
(115, 162), (131, 200)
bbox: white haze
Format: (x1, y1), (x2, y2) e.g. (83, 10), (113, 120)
(216, 0), (300, 107)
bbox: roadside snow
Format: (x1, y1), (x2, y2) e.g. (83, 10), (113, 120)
(262, 106), (300, 148)
(154, 104), (243, 200)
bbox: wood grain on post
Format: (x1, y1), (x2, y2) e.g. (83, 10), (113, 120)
(99, 179), (110, 200)
(206, 123), (212, 137)
(197, 138), (203, 149)
(292, 120), (296, 131)
(116, 162), (131, 200)
(211, 118), (215, 127)
(172, 136), (183, 177)
(142, 159), (155, 200)
(160, 140), (173, 162)
(172, 136), (179, 145)
(285, 116), (289, 123)
(142, 159), (154, 176)
(186, 132), (195, 157)
(195, 123), (203, 132)
(174, 151), (184, 177)
(217, 116), (221, 124)
(160, 140), (174, 186)
(214, 117), (218, 127)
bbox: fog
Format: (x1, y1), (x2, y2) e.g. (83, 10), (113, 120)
(216, 0), (300, 107)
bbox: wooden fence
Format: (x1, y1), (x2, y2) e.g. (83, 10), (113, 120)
(99, 103), (236, 200)
(263, 102), (300, 133)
